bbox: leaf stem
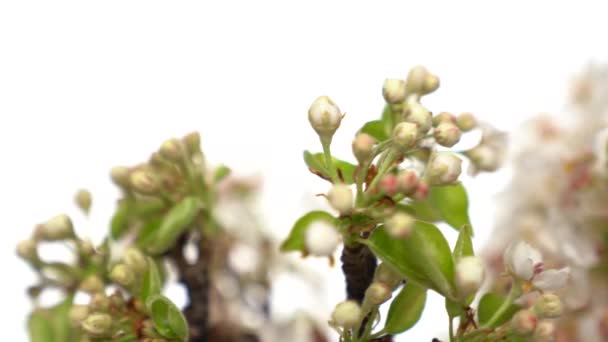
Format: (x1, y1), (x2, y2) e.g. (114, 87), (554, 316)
(482, 284), (519, 329)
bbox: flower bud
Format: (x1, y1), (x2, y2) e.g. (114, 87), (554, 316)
(74, 189), (92, 214)
(36, 214), (74, 241)
(385, 212), (415, 239)
(466, 146), (499, 172)
(432, 112), (455, 127)
(109, 291), (126, 309)
(433, 122), (462, 147)
(110, 264), (135, 287)
(123, 247), (148, 274)
(182, 131), (201, 155)
(308, 96), (342, 141)
(534, 321), (555, 342)
(427, 153), (462, 185)
(374, 263), (402, 290)
(456, 112), (477, 132)
(79, 275), (105, 293)
(327, 184), (354, 215)
(455, 256), (485, 297)
(78, 239), (95, 257)
(534, 293), (563, 318)
(412, 181), (429, 200)
(110, 166), (130, 188)
(159, 138), (182, 161)
(404, 103), (432, 136)
(129, 170), (159, 195)
(304, 221), (341, 257)
(393, 122), (419, 149)
(510, 310), (537, 335)
(89, 293), (110, 311)
(352, 133), (376, 164)
(378, 174), (398, 196)
(364, 282), (393, 306)
(406, 65), (430, 94)
(382, 79), (407, 104)
(69, 305), (90, 327)
(16, 239), (38, 261)
(423, 74), (440, 94)
(82, 313), (113, 337)
(331, 300), (362, 329)
(396, 169), (419, 195)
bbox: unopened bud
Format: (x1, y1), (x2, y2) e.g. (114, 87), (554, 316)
(427, 153), (462, 185)
(406, 65), (430, 94)
(434, 122), (462, 147)
(432, 112), (456, 127)
(534, 321), (556, 341)
(69, 305), (90, 327)
(404, 103), (432, 136)
(78, 239), (95, 257)
(393, 122), (419, 149)
(308, 96), (342, 141)
(327, 184), (354, 215)
(374, 263), (403, 290)
(89, 293), (110, 311)
(383, 79), (407, 104)
(110, 166), (130, 188)
(159, 138), (182, 161)
(364, 282), (393, 306)
(412, 181), (429, 200)
(82, 313), (113, 337)
(466, 146), (500, 172)
(455, 256), (485, 297)
(129, 170), (159, 195)
(378, 174), (398, 196)
(36, 214), (74, 241)
(423, 74), (440, 94)
(331, 300), (362, 329)
(16, 239), (38, 261)
(182, 131), (202, 155)
(534, 293), (563, 318)
(352, 133), (376, 164)
(79, 275), (105, 293)
(456, 112), (477, 132)
(74, 189), (92, 214)
(510, 310), (537, 335)
(123, 247), (148, 274)
(110, 264), (135, 287)
(109, 291), (126, 309)
(385, 212), (415, 238)
(304, 221), (341, 257)
(396, 169), (419, 195)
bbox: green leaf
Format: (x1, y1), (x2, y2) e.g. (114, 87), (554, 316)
(453, 224), (474, 261)
(303, 151), (357, 184)
(110, 200), (131, 239)
(384, 282), (427, 334)
(303, 150), (329, 175)
(146, 294), (189, 341)
(213, 165), (231, 183)
(135, 217), (163, 248)
(50, 296), (74, 342)
(140, 257), (163, 304)
(477, 293), (521, 328)
(366, 222), (455, 298)
(280, 211), (337, 252)
(28, 310), (53, 342)
(146, 196), (202, 254)
(28, 296), (75, 342)
(445, 298), (464, 318)
(359, 120), (389, 142)
(407, 198), (442, 223)
(429, 183), (472, 233)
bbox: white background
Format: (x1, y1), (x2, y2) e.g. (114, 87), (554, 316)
(1, 1), (608, 341)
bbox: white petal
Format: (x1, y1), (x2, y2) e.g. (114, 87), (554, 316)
(533, 268), (570, 291)
(511, 241), (541, 280)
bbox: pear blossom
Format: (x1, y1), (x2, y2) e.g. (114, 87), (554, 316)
(504, 241), (570, 291)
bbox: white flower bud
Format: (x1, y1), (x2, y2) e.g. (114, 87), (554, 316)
(308, 96), (342, 140)
(534, 293), (563, 318)
(352, 133), (376, 164)
(37, 214), (74, 241)
(182, 131), (201, 155)
(466, 146), (500, 172)
(456, 112), (477, 132)
(427, 153), (462, 185)
(393, 122), (419, 149)
(432, 112), (456, 127)
(159, 138), (182, 161)
(534, 321), (555, 342)
(385, 212), (415, 239)
(16, 239), (38, 261)
(78, 239), (95, 257)
(89, 293), (110, 311)
(129, 170), (159, 195)
(510, 310), (537, 335)
(74, 189), (92, 214)
(82, 313), (113, 337)
(123, 247), (148, 274)
(69, 305), (90, 327)
(423, 74), (440, 94)
(383, 79), (407, 104)
(455, 256), (485, 297)
(374, 263), (402, 290)
(396, 169), (419, 194)
(406, 65), (430, 94)
(110, 166), (130, 188)
(79, 275), (105, 293)
(433, 122), (462, 147)
(110, 264), (135, 287)
(364, 282), (393, 306)
(331, 300), (362, 329)
(327, 184), (354, 215)
(305, 221), (341, 257)
(404, 103), (432, 135)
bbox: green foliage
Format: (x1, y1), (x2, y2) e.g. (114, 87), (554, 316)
(477, 293), (521, 328)
(384, 282), (427, 334)
(140, 257), (163, 304)
(303, 151), (357, 184)
(28, 296), (74, 342)
(213, 165), (231, 183)
(428, 183), (472, 232)
(146, 294), (189, 341)
(280, 211), (337, 252)
(359, 120), (389, 142)
(146, 196), (202, 254)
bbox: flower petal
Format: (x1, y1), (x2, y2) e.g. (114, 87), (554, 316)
(511, 241), (540, 280)
(533, 267), (570, 291)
